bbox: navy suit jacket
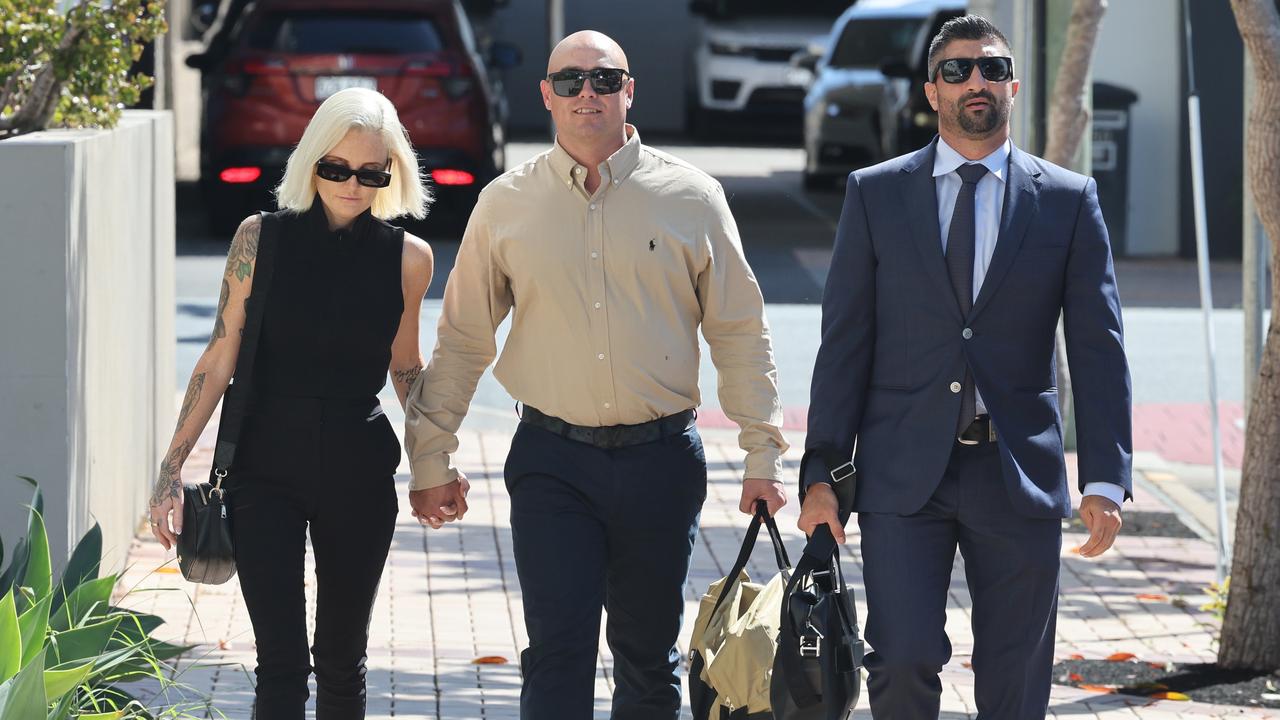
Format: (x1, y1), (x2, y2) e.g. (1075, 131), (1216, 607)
(805, 139), (1133, 519)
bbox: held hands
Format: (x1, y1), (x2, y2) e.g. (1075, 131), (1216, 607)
(797, 483), (846, 544)
(1076, 494), (1123, 558)
(739, 478), (786, 517)
(409, 472), (471, 530)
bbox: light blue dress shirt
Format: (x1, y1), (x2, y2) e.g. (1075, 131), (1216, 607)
(933, 137), (1124, 509)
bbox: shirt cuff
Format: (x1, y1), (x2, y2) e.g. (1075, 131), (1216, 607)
(743, 448), (783, 483)
(408, 454), (459, 491)
(1082, 481), (1126, 509)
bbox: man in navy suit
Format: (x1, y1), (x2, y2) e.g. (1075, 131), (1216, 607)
(797, 15), (1132, 719)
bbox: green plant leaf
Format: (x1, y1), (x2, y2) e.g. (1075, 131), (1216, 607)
(16, 477), (42, 524)
(20, 510), (51, 611)
(15, 594), (50, 667)
(0, 591), (19, 684)
(47, 617), (121, 667)
(0, 647), (47, 720)
(0, 538), (29, 598)
(49, 575), (115, 632)
(53, 523), (102, 614)
(42, 658), (93, 703)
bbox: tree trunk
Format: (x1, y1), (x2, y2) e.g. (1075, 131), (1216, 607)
(1043, 0), (1107, 449)
(1220, 0), (1280, 672)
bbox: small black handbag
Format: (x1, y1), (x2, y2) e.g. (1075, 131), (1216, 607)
(177, 211), (279, 585)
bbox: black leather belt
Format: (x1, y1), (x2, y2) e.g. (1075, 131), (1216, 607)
(520, 406), (696, 450)
(958, 415), (997, 445)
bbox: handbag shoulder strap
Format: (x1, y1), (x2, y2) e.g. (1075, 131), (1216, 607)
(212, 211), (280, 473)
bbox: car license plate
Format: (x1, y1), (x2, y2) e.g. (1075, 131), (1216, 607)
(315, 76), (376, 100)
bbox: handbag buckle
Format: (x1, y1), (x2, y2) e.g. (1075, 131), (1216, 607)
(829, 462), (855, 484)
(800, 631), (823, 658)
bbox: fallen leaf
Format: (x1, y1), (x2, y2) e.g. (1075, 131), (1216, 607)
(1079, 684), (1117, 694)
(1069, 673), (1083, 682)
(1132, 682), (1169, 692)
(1068, 653), (1085, 660)
(154, 566), (180, 574)
(1147, 661), (1171, 670)
(1106, 652), (1137, 662)
(961, 662), (972, 669)
(472, 656), (509, 665)
(1135, 593), (1168, 602)
(1148, 691), (1190, 701)
(218, 639), (231, 650)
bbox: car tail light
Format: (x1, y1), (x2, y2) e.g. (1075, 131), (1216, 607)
(220, 167), (263, 184)
(405, 58), (473, 99)
(431, 169), (474, 186)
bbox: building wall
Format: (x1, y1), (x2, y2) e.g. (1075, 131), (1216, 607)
(0, 112), (175, 573)
(1091, 0), (1182, 256)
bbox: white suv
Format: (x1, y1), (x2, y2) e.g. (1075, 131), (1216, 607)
(686, 0), (849, 137)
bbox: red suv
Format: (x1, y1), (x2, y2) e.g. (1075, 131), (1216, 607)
(187, 0), (519, 233)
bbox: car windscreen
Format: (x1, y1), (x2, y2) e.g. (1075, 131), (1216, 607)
(705, 0), (851, 17)
(246, 11), (445, 54)
(828, 17), (923, 68)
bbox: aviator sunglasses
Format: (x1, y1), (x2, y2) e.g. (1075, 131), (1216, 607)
(546, 67), (634, 97)
(932, 56), (1014, 84)
(315, 160), (392, 188)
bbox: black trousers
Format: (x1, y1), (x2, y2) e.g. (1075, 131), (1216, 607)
(858, 441), (1062, 720)
(229, 396), (400, 720)
(503, 421), (708, 720)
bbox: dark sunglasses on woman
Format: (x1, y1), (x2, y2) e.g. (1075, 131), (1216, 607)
(546, 67), (634, 97)
(932, 56), (1014, 84)
(315, 161), (393, 188)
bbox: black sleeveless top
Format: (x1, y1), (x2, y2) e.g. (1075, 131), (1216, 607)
(255, 199), (404, 399)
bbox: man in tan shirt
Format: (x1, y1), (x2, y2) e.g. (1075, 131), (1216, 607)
(404, 30), (787, 719)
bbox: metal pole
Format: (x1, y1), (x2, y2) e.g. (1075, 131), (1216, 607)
(547, 0), (565, 139)
(1182, 0), (1231, 583)
(1243, 53), (1266, 417)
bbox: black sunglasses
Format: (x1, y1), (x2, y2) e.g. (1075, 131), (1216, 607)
(315, 160), (392, 188)
(932, 56), (1014, 84)
(546, 67), (633, 97)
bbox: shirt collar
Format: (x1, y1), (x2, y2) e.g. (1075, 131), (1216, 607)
(549, 124), (643, 189)
(933, 136), (1010, 182)
(306, 193), (373, 242)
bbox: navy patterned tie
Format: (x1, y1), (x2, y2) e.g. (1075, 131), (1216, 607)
(946, 162), (988, 434)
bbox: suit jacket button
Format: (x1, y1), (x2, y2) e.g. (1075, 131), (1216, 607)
(950, 381), (962, 393)
(962, 328), (974, 339)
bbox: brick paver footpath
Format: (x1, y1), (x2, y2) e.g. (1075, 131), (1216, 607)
(115, 414), (1276, 719)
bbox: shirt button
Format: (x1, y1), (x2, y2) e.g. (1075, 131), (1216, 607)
(591, 251), (599, 259)
(613, 179), (620, 185)
(597, 353), (605, 360)
(950, 382), (962, 393)
(603, 402), (611, 409)
(574, 167), (583, 175)
(962, 328), (973, 339)
(589, 203), (597, 211)
(594, 302), (602, 309)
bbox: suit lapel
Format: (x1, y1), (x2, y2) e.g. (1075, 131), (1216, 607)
(969, 145), (1041, 321)
(901, 140), (963, 322)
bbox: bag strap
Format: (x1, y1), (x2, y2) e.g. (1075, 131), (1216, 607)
(211, 211), (280, 478)
(710, 500), (792, 617)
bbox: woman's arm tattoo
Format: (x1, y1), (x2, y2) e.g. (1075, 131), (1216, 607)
(393, 365), (423, 388)
(150, 438), (193, 507)
(175, 372), (207, 433)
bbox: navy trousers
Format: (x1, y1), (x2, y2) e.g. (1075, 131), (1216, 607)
(858, 441), (1062, 720)
(504, 421), (708, 720)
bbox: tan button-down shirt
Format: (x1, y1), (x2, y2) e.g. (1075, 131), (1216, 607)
(404, 126), (787, 490)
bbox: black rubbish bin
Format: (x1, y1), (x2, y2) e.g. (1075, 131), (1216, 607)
(1091, 82), (1139, 256)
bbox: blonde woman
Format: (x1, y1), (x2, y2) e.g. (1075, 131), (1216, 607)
(145, 87), (437, 719)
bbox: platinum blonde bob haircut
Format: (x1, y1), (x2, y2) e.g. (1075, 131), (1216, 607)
(274, 87), (431, 220)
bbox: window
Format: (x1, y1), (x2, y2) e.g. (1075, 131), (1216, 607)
(828, 17), (923, 69)
(246, 11), (445, 54)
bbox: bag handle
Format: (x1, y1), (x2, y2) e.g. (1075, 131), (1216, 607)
(211, 211), (280, 477)
(710, 500), (792, 617)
